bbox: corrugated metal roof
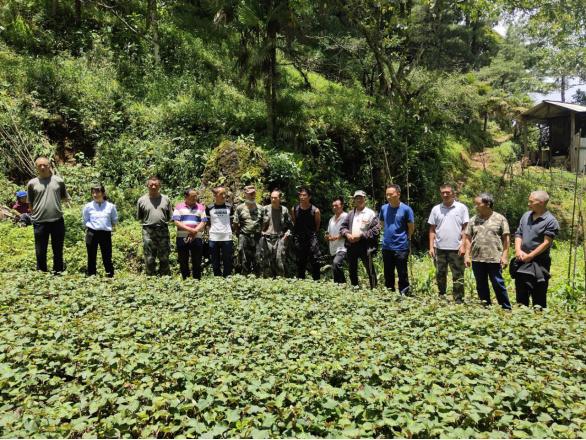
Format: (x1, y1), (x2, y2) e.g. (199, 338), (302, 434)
(522, 100), (586, 120)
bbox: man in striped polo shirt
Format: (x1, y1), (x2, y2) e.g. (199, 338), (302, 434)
(172, 188), (208, 279)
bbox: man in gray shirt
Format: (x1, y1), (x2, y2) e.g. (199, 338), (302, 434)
(27, 156), (69, 273)
(513, 191), (559, 308)
(137, 176), (173, 276)
(428, 183), (469, 303)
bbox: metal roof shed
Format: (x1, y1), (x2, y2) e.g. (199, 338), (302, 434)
(520, 100), (586, 173)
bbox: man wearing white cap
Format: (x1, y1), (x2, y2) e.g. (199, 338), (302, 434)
(340, 190), (380, 288)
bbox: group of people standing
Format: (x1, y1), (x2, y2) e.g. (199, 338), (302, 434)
(24, 156), (559, 309)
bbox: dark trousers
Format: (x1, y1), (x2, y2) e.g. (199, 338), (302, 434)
(86, 229), (114, 277)
(332, 251), (346, 284)
(33, 218), (65, 273)
(382, 249), (410, 294)
(177, 237), (203, 280)
(515, 274), (548, 308)
(209, 240), (233, 277)
(471, 262), (511, 309)
(347, 242), (377, 289)
(514, 255), (550, 309)
(294, 234), (321, 280)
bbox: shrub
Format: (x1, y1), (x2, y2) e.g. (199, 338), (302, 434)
(0, 271), (584, 438)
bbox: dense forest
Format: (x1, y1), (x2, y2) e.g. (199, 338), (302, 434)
(1, 0), (586, 239)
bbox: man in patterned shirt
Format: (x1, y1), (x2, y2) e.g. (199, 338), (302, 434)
(464, 193), (511, 309)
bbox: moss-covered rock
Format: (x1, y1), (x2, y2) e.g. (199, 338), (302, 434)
(201, 138), (268, 204)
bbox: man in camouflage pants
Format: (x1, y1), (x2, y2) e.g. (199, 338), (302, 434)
(259, 189), (293, 278)
(428, 183), (469, 303)
(137, 176), (173, 276)
(234, 185), (262, 275)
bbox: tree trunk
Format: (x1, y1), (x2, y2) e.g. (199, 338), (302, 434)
(265, 5), (278, 144)
(483, 112), (488, 131)
(146, 0), (161, 64)
(51, 0), (58, 19)
(561, 75), (566, 102)
(75, 0), (81, 26)
(265, 35), (277, 143)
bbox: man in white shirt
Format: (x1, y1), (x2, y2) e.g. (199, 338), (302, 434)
(205, 187), (234, 277)
(428, 183), (469, 303)
(326, 196), (348, 284)
(340, 190), (380, 289)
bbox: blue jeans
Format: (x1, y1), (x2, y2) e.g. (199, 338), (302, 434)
(471, 262), (511, 309)
(209, 240), (233, 277)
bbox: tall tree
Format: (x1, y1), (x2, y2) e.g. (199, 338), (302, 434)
(501, 0), (586, 101)
(146, 0), (161, 64)
(214, 0), (309, 143)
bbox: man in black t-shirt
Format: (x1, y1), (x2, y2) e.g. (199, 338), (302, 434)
(291, 187), (321, 280)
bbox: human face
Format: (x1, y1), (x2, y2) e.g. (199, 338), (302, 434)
(35, 158), (51, 178)
(528, 194), (544, 213)
(440, 187), (455, 205)
(386, 188), (400, 205)
(147, 179), (161, 196)
(270, 191), (281, 208)
(474, 197), (491, 217)
(332, 200), (343, 216)
(354, 196), (366, 210)
(185, 190), (198, 207)
(214, 189), (226, 205)
(298, 191), (310, 204)
(91, 188), (104, 203)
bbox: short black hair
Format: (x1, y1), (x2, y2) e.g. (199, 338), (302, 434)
(270, 188), (282, 197)
(147, 175), (161, 183)
(332, 196), (344, 206)
(386, 184), (401, 193)
(439, 183), (454, 191)
(183, 188), (198, 197)
(297, 186), (312, 196)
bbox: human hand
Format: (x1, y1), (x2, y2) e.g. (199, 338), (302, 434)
(516, 249), (527, 261)
(500, 256), (509, 268)
(428, 248), (436, 259)
(464, 256), (471, 268)
(458, 244), (466, 257)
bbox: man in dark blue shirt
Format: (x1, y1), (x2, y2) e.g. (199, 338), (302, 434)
(514, 191), (559, 308)
(379, 184), (414, 294)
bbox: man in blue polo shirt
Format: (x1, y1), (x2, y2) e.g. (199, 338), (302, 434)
(379, 184), (414, 294)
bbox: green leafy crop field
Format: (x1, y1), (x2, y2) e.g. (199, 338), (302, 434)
(0, 272), (585, 438)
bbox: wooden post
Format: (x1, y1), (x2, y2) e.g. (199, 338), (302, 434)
(570, 112), (576, 172)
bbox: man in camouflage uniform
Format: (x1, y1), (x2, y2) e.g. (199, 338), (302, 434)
(137, 176), (173, 276)
(259, 189), (293, 278)
(234, 185), (262, 275)
(464, 193), (512, 309)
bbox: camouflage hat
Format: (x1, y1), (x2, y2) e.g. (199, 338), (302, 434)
(244, 185), (256, 194)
